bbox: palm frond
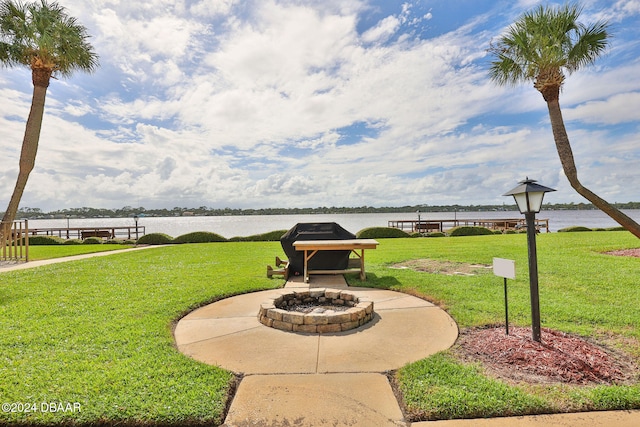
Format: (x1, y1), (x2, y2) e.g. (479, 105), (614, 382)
(0, 0), (98, 76)
(487, 1), (610, 91)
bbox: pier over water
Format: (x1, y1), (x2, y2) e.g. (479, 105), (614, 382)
(388, 218), (550, 233)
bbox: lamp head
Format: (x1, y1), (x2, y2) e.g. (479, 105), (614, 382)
(503, 178), (556, 214)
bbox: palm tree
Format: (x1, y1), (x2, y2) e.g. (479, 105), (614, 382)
(0, 0), (98, 236)
(489, 2), (640, 238)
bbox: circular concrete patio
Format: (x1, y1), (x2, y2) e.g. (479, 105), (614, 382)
(174, 275), (459, 375)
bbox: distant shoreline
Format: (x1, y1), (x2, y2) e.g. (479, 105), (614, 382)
(10, 202), (640, 220)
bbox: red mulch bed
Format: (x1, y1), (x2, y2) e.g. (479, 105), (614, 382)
(454, 248), (640, 386)
(605, 247), (640, 257)
(457, 326), (637, 385)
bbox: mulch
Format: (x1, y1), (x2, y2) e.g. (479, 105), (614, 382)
(457, 326), (637, 385)
(605, 248), (640, 257)
(453, 247), (640, 386)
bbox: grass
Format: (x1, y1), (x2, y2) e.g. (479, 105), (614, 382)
(1, 232), (639, 424)
(358, 231), (640, 420)
(1, 243), (284, 425)
(27, 244), (134, 261)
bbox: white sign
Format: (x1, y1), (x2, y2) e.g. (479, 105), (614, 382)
(493, 258), (515, 279)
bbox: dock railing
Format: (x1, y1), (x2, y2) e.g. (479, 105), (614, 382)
(388, 218), (550, 233)
(1, 220), (29, 262)
(27, 225), (145, 240)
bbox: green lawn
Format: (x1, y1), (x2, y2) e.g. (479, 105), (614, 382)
(1, 232), (639, 425)
(27, 244), (134, 261)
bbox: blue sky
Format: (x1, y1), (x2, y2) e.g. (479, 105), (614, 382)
(1, 0), (639, 211)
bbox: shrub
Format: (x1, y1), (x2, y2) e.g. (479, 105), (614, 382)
(173, 231), (226, 244)
(63, 239), (83, 245)
(558, 226), (592, 233)
(230, 230), (287, 242)
(83, 237), (103, 244)
(27, 235), (65, 245)
(605, 226), (626, 231)
(448, 226), (494, 237)
(356, 227), (410, 238)
(425, 232), (446, 238)
(137, 233), (174, 245)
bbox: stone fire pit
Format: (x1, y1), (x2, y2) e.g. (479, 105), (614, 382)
(258, 288), (374, 333)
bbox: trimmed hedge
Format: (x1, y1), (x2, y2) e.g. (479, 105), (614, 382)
(230, 230), (287, 242)
(82, 237), (103, 244)
(63, 239), (84, 245)
(356, 227), (410, 239)
(448, 226), (494, 237)
(27, 236), (65, 245)
(173, 231), (227, 244)
(558, 226), (592, 232)
(137, 233), (174, 245)
(425, 232), (446, 238)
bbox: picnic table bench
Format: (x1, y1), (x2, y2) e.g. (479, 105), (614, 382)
(292, 239), (379, 283)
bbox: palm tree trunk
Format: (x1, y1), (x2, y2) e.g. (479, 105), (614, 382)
(546, 99), (640, 238)
(1, 83), (48, 231)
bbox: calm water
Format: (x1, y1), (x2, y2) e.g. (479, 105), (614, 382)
(24, 210), (640, 239)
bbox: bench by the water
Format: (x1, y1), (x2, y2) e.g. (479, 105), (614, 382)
(292, 239), (379, 283)
(388, 218), (550, 233)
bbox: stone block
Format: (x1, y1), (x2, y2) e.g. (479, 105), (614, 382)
(259, 316), (273, 327)
(327, 312), (351, 324)
(309, 288), (326, 298)
(293, 324), (318, 333)
(340, 292), (355, 302)
(341, 320), (360, 331)
(272, 320), (293, 331)
(282, 312), (305, 325)
(266, 308), (285, 321)
(325, 289), (341, 299)
(304, 314), (328, 325)
(317, 324), (342, 333)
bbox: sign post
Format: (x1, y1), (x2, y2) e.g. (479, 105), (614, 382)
(493, 258), (515, 335)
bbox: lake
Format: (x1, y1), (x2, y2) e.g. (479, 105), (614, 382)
(24, 209), (640, 239)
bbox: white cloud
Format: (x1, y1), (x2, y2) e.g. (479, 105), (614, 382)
(1, 0), (639, 211)
(565, 92), (640, 124)
(361, 15), (400, 43)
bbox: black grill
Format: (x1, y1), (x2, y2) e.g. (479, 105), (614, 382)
(280, 223), (356, 276)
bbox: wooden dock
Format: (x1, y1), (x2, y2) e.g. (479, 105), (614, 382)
(388, 218), (550, 233)
(27, 226), (146, 240)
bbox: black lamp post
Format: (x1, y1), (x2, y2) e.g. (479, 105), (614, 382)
(133, 215), (139, 240)
(503, 178), (556, 342)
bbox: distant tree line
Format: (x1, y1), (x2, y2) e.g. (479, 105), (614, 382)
(5, 201), (640, 220)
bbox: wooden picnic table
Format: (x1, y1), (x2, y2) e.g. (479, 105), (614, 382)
(292, 239), (379, 283)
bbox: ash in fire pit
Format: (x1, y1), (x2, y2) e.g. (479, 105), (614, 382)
(258, 288), (373, 333)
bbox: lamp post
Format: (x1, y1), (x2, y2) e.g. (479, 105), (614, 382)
(503, 178), (556, 342)
(416, 210), (421, 233)
(133, 215), (139, 240)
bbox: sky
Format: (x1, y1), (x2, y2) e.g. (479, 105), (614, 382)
(1, 0), (639, 211)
